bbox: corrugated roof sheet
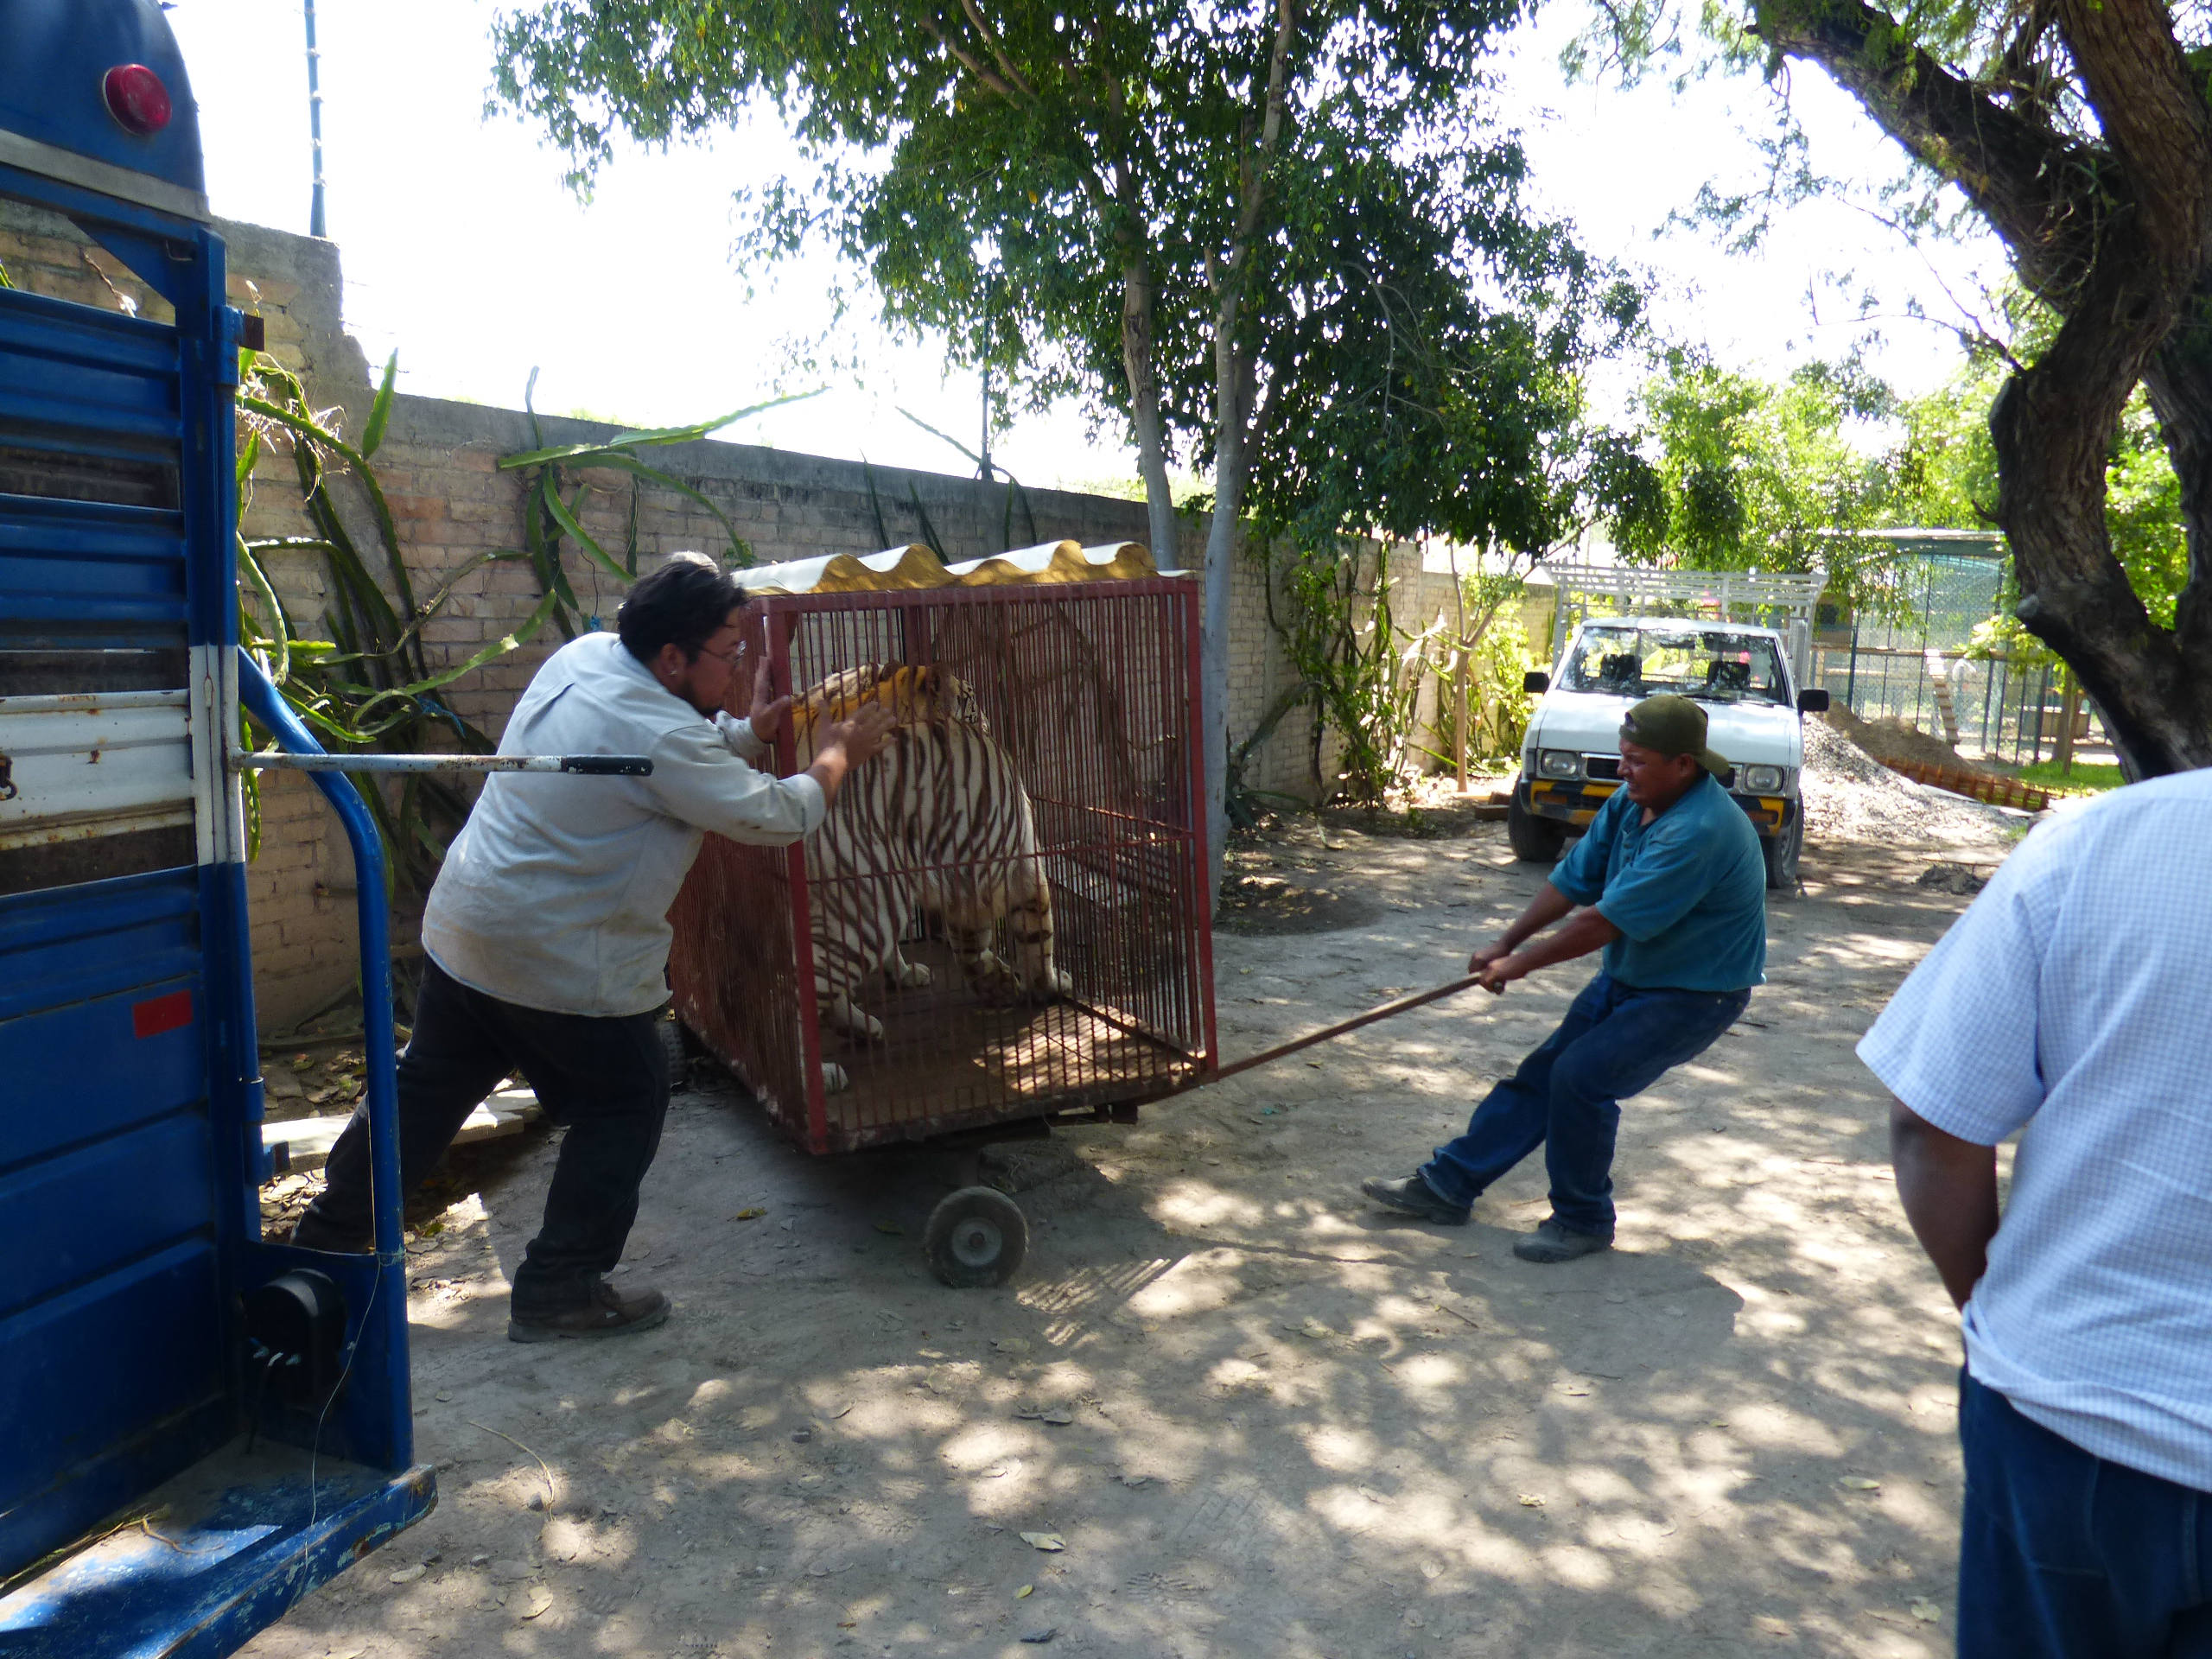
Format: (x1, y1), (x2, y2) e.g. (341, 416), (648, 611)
(741, 539), (1182, 595)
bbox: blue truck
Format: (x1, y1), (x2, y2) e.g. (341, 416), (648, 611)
(0, 3), (436, 1650)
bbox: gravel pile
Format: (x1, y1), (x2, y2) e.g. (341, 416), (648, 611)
(1801, 713), (2024, 849)
(1823, 703), (1986, 773)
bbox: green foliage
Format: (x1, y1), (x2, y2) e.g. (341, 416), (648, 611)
(1892, 334), (2186, 649)
(490, 1), (1537, 451)
(1455, 575), (1540, 761)
(235, 354), (539, 889)
(1259, 543), (1461, 804)
(1611, 353), (1903, 606)
(498, 372), (810, 632)
(2015, 760), (2124, 795)
(1572, 0), (2212, 772)
(1622, 326), (2191, 653)
(491, 0), (1662, 798)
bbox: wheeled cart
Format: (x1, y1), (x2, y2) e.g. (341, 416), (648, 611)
(668, 550), (1220, 1284)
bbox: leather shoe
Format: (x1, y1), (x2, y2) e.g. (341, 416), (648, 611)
(508, 1279), (671, 1343)
(1359, 1173), (1471, 1225)
(1512, 1219), (1611, 1264)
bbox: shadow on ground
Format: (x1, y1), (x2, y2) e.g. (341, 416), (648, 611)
(241, 823), (1992, 1659)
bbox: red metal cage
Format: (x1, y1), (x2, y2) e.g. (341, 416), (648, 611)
(668, 575), (1217, 1154)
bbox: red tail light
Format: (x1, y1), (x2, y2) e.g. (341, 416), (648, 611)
(102, 64), (173, 137)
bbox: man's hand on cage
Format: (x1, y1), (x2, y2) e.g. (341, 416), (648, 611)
(734, 654), (793, 743)
(828, 703), (898, 767)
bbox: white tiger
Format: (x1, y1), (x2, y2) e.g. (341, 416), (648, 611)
(793, 665), (1072, 1048)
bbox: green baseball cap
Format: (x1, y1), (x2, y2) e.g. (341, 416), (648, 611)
(1620, 694), (1731, 778)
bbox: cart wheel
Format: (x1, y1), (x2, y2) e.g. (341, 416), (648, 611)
(924, 1186), (1027, 1288)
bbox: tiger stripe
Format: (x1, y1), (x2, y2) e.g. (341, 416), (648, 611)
(794, 665), (1069, 1046)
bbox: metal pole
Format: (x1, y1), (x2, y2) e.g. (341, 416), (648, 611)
(237, 652), (410, 1466)
(232, 750), (651, 775)
(304, 0), (327, 238)
(978, 273), (998, 484)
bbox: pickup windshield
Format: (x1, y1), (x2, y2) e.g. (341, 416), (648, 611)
(1562, 625), (1790, 706)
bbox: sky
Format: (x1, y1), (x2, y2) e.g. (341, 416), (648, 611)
(162, 0), (2010, 493)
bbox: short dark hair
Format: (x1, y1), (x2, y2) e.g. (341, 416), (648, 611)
(617, 552), (747, 662)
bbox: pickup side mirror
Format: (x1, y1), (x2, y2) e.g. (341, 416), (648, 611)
(1523, 671), (1551, 695)
(1797, 688), (1831, 714)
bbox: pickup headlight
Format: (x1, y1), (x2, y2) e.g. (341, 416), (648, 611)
(1739, 764), (1786, 793)
(1538, 749), (1584, 779)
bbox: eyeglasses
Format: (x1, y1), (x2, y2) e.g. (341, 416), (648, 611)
(694, 640), (749, 667)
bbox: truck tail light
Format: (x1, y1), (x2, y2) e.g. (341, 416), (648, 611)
(102, 65), (174, 137)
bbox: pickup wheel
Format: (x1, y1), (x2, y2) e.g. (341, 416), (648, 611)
(1507, 785), (1567, 862)
(1763, 811), (1803, 891)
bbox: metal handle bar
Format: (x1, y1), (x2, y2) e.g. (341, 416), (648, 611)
(1154, 972), (1487, 1104)
(231, 752), (652, 776)
(234, 648), (416, 1465)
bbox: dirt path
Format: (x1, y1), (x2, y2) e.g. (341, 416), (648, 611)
(240, 823), (1999, 1659)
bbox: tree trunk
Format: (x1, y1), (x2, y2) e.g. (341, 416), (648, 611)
(1117, 248), (1179, 568)
(1195, 0), (1296, 906)
(1199, 337), (1252, 914)
(1752, 0), (2212, 776)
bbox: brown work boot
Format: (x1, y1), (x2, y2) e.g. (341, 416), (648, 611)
(507, 1279), (671, 1343)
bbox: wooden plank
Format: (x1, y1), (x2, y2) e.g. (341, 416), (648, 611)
(263, 1087), (540, 1178)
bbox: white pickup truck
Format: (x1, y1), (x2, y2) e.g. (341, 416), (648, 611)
(1510, 615), (1831, 889)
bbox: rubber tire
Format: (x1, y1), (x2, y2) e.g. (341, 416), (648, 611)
(1763, 810), (1803, 891)
(1507, 785), (1567, 862)
(924, 1185), (1028, 1288)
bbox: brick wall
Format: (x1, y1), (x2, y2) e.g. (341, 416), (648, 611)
(4, 203), (1462, 1032)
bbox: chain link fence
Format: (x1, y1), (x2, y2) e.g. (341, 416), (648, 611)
(1809, 550), (2098, 766)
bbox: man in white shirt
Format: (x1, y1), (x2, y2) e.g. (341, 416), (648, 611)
(294, 553), (894, 1341)
(1859, 770), (2212, 1656)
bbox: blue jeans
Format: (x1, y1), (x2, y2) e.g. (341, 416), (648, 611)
(1419, 971), (1749, 1236)
(1960, 1369), (2212, 1657)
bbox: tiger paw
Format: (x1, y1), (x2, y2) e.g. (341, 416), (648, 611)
(827, 996), (887, 1043)
(889, 957), (933, 989)
(822, 1061), (851, 1094)
(963, 957), (1024, 1003)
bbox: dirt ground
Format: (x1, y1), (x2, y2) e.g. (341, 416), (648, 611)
(239, 814), (2012, 1659)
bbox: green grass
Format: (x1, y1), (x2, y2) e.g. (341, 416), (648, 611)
(2015, 760), (2126, 794)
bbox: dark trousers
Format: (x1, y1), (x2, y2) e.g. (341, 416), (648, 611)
(1419, 970), (1749, 1236)
(294, 958), (670, 1312)
(1960, 1369), (2212, 1657)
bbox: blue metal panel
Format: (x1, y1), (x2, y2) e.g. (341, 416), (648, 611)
(0, 865), (199, 1026)
(0, 280), (188, 651)
(0, 864), (227, 1571)
(0, 1242), (226, 1572)
(0, 1112), (213, 1319)
(0, 984), (204, 1166)
(0, 1457), (435, 1659)
(0, 0), (206, 205)
(0, 283), (182, 440)
(0, 492), (189, 647)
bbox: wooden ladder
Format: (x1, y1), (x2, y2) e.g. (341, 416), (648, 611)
(1924, 650), (1961, 747)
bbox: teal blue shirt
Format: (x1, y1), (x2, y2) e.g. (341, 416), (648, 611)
(1549, 773), (1768, 992)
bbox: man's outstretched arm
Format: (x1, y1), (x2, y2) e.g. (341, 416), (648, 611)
(1470, 884), (1622, 991)
(1890, 1096), (2000, 1310)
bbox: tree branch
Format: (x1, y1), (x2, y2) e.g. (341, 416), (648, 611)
(916, 14), (1022, 105)
(1753, 0), (2104, 307)
(956, 0), (1040, 105)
